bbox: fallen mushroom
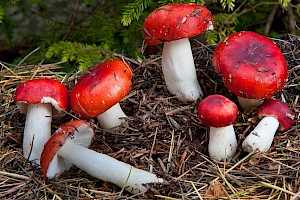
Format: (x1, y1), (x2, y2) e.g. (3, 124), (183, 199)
(14, 78), (69, 164)
(143, 3), (214, 101)
(212, 31), (288, 109)
(70, 60), (132, 129)
(198, 94), (238, 161)
(40, 120), (164, 194)
(242, 99), (294, 153)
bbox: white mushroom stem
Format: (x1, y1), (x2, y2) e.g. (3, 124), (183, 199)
(23, 103), (52, 164)
(208, 125), (237, 161)
(237, 96), (264, 110)
(162, 38), (202, 101)
(58, 140), (164, 194)
(242, 116), (279, 153)
(96, 103), (127, 129)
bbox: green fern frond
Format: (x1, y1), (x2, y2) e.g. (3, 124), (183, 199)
(278, 0), (291, 9)
(206, 13), (238, 44)
(296, 3), (300, 16)
(46, 41), (112, 71)
(0, 7), (4, 23)
(88, 11), (117, 50)
(205, 30), (219, 44)
(121, 0), (152, 26)
(219, 0), (235, 11)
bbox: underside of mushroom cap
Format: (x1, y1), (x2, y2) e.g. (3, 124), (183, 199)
(212, 31), (288, 99)
(143, 4), (214, 45)
(258, 100), (294, 131)
(14, 78), (69, 115)
(40, 120), (94, 179)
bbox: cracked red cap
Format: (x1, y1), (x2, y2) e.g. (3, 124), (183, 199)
(143, 4), (213, 45)
(40, 120), (94, 179)
(212, 31), (288, 99)
(70, 60), (133, 119)
(14, 78), (69, 114)
(198, 94), (238, 127)
(258, 100), (294, 131)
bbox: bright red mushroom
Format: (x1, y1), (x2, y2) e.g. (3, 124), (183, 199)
(14, 78), (69, 164)
(70, 60), (132, 129)
(143, 4), (214, 101)
(198, 94), (238, 161)
(212, 31), (288, 109)
(242, 99), (294, 152)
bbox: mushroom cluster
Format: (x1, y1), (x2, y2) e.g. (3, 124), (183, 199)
(14, 60), (164, 194)
(13, 3), (295, 197)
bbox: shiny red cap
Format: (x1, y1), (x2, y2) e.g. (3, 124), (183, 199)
(198, 94), (238, 127)
(258, 100), (293, 131)
(212, 31), (288, 99)
(143, 4), (213, 45)
(14, 78), (69, 114)
(70, 60), (132, 119)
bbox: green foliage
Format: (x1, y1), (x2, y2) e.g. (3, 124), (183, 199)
(296, 3), (300, 16)
(206, 13), (238, 44)
(214, 0), (235, 11)
(1, 0), (298, 72)
(121, 0), (152, 26)
(87, 11), (118, 50)
(278, 0), (291, 8)
(46, 41), (111, 72)
(0, 7), (4, 23)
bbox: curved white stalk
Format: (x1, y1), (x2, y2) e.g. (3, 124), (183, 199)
(96, 103), (127, 129)
(242, 116), (279, 152)
(162, 38), (202, 101)
(23, 103), (52, 164)
(208, 125), (237, 161)
(237, 96), (264, 110)
(57, 139), (164, 194)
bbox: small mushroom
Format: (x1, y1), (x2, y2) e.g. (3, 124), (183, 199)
(14, 78), (69, 164)
(70, 60), (132, 129)
(198, 94), (238, 161)
(242, 99), (294, 153)
(143, 4), (214, 101)
(41, 120), (164, 194)
(212, 31), (288, 109)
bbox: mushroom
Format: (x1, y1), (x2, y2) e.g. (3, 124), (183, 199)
(143, 4), (214, 101)
(198, 94), (238, 161)
(242, 99), (294, 153)
(41, 120), (164, 194)
(70, 60), (132, 129)
(14, 78), (69, 164)
(212, 31), (288, 109)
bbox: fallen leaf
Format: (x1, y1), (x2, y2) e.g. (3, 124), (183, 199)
(205, 180), (227, 198)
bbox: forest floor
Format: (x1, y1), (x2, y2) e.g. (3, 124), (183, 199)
(1, 34), (299, 199)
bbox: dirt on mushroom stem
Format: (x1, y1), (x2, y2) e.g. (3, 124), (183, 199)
(0, 35), (299, 199)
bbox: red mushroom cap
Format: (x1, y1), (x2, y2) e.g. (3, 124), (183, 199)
(198, 94), (238, 127)
(40, 120), (94, 179)
(212, 31), (288, 99)
(143, 4), (214, 45)
(14, 78), (69, 114)
(258, 100), (293, 131)
(70, 60), (133, 119)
